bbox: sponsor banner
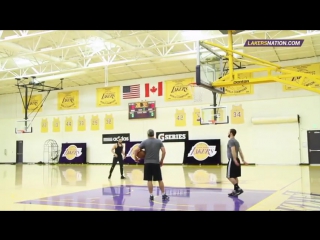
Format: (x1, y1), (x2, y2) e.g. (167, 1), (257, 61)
(102, 133), (130, 144)
(124, 141), (144, 164)
(183, 140), (221, 165)
(59, 143), (87, 164)
(58, 165), (87, 186)
(156, 131), (189, 142)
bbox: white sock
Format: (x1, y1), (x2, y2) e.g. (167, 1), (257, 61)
(162, 192), (166, 195)
(150, 193), (153, 196)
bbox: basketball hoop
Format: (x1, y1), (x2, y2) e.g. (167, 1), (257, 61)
(189, 83), (202, 102)
(209, 119), (216, 125)
(189, 83), (198, 87)
(16, 130), (26, 134)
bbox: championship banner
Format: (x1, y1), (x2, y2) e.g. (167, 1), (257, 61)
(164, 78), (194, 101)
(224, 72), (254, 96)
(58, 165), (87, 186)
(22, 94), (43, 113)
(57, 90), (79, 110)
(58, 143), (87, 164)
(183, 139), (221, 165)
(124, 141), (144, 164)
(283, 62), (320, 91)
(96, 86), (121, 107)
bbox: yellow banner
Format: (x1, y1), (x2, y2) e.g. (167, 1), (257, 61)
(283, 63), (320, 91)
(58, 91), (79, 110)
(96, 86), (120, 107)
(22, 94), (43, 113)
(224, 72), (254, 96)
(165, 78), (194, 101)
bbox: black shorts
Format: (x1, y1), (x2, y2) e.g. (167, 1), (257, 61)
(144, 163), (162, 181)
(226, 158), (241, 178)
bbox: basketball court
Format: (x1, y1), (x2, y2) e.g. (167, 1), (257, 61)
(0, 164), (319, 211)
(0, 30), (320, 210)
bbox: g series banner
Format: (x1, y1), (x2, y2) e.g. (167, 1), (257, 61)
(183, 140), (221, 165)
(102, 133), (130, 144)
(156, 131), (189, 142)
(124, 141), (144, 164)
(59, 143), (87, 164)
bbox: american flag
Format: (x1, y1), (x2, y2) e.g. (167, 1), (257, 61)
(122, 84), (140, 99)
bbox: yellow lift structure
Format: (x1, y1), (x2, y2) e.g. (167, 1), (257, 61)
(201, 30), (320, 94)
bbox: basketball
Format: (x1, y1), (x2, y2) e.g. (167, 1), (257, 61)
(137, 150), (146, 159)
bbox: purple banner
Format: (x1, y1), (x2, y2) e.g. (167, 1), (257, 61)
(183, 139), (221, 165)
(124, 141), (144, 164)
(59, 143), (87, 164)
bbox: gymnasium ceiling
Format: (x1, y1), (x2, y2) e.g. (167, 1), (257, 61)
(0, 30), (320, 95)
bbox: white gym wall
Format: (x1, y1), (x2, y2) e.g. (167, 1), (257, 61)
(0, 56), (320, 165)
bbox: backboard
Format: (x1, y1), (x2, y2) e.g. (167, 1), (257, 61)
(195, 41), (225, 94)
(199, 106), (229, 125)
(15, 120), (33, 134)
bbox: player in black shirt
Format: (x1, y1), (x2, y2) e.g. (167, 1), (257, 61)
(108, 137), (126, 179)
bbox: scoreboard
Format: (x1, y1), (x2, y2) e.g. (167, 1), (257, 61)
(128, 101), (156, 119)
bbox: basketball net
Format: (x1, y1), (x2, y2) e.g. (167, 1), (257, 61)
(189, 83), (202, 102)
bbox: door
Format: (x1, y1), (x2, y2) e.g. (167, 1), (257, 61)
(16, 140), (23, 164)
(307, 130), (320, 164)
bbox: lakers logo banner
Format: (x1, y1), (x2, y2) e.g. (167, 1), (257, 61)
(96, 86), (121, 107)
(23, 94), (43, 113)
(283, 63), (320, 91)
(58, 91), (79, 110)
(165, 78), (194, 101)
(183, 140), (221, 165)
(224, 72), (254, 96)
(58, 143), (87, 164)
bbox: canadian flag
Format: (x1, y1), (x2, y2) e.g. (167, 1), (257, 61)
(145, 82), (163, 97)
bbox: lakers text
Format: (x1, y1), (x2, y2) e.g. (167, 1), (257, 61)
(244, 39), (304, 47)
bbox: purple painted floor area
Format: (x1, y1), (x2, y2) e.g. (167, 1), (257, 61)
(18, 186), (274, 211)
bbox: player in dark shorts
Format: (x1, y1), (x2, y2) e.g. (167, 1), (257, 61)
(226, 129), (248, 197)
(108, 137), (126, 179)
(133, 129), (169, 201)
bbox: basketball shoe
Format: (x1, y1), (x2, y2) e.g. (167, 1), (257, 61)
(228, 188), (243, 197)
(162, 194), (170, 201)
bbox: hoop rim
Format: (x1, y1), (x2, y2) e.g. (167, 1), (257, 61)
(188, 82), (199, 87)
(16, 130), (26, 134)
